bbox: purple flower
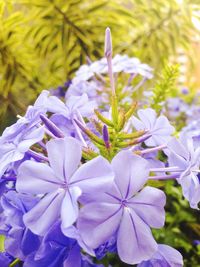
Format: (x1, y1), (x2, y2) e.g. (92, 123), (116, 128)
(63, 242), (104, 267)
(42, 93), (97, 139)
(46, 93), (96, 119)
(23, 221), (76, 267)
(16, 137), (114, 235)
(181, 119), (200, 148)
(64, 94), (96, 119)
(0, 121), (44, 178)
(166, 97), (188, 119)
(0, 90), (49, 178)
(118, 56), (153, 79)
(73, 55), (153, 82)
(0, 191), (40, 260)
(193, 240), (200, 245)
(78, 150), (166, 264)
(94, 235), (117, 260)
(167, 137), (200, 209)
(0, 179), (8, 196)
(50, 86), (66, 98)
(131, 108), (174, 146)
(0, 252), (16, 267)
(32, 90), (96, 121)
(137, 244), (183, 267)
(66, 81), (98, 101)
(24, 220), (104, 267)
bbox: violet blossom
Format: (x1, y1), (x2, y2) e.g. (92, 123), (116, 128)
(131, 108), (174, 146)
(78, 150), (166, 264)
(0, 191), (41, 261)
(16, 137), (114, 235)
(167, 137), (200, 209)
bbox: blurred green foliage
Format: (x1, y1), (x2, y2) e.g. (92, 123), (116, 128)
(151, 64), (180, 113)
(0, 0), (200, 131)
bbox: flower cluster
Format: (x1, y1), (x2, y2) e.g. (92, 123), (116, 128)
(1, 28), (198, 267)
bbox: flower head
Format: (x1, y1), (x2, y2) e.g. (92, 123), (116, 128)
(17, 137), (114, 235)
(78, 150), (166, 264)
(167, 136), (200, 209)
(131, 108), (174, 146)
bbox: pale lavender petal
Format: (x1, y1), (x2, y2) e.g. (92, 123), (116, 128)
(167, 151), (188, 172)
(23, 189), (65, 235)
(190, 185), (200, 209)
(46, 137), (82, 182)
(47, 95), (68, 114)
(128, 186), (166, 228)
(179, 174), (200, 209)
(167, 138), (190, 161)
(61, 225), (95, 256)
(0, 149), (24, 178)
(138, 109), (156, 129)
(34, 90), (49, 108)
(81, 183), (122, 204)
(117, 208), (157, 264)
(166, 138), (189, 171)
(111, 150), (149, 198)
(61, 186), (82, 228)
(154, 116), (174, 135)
(137, 244), (183, 267)
(193, 147), (200, 165)
(19, 126), (45, 152)
(70, 156), (114, 195)
(131, 116), (145, 130)
(66, 94), (96, 118)
(17, 161), (60, 194)
(132, 108), (174, 146)
(78, 202), (122, 248)
(158, 244), (183, 266)
(63, 244), (81, 267)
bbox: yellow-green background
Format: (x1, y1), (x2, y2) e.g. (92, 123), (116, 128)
(0, 0), (200, 131)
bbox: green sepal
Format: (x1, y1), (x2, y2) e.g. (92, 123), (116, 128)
(117, 130), (146, 140)
(74, 119), (105, 146)
(117, 109), (125, 132)
(82, 148), (99, 160)
(125, 101), (137, 120)
(90, 118), (103, 134)
(94, 109), (113, 127)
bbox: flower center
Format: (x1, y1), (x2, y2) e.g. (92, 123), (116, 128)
(60, 182), (68, 190)
(121, 199), (128, 207)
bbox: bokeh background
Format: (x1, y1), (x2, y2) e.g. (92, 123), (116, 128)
(1, 0), (200, 131)
(0, 1), (200, 266)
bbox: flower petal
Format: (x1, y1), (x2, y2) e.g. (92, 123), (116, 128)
(0, 149), (23, 178)
(46, 137), (82, 182)
(17, 161), (60, 194)
(111, 150), (149, 198)
(61, 187), (82, 229)
(117, 208), (157, 264)
(18, 126), (45, 153)
(138, 109), (156, 129)
(70, 156), (114, 197)
(154, 116), (174, 135)
(128, 186), (166, 228)
(158, 244), (183, 266)
(78, 202), (122, 248)
(23, 189), (65, 236)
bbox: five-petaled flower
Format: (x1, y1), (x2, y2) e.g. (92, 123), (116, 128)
(16, 137), (114, 236)
(78, 150), (166, 264)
